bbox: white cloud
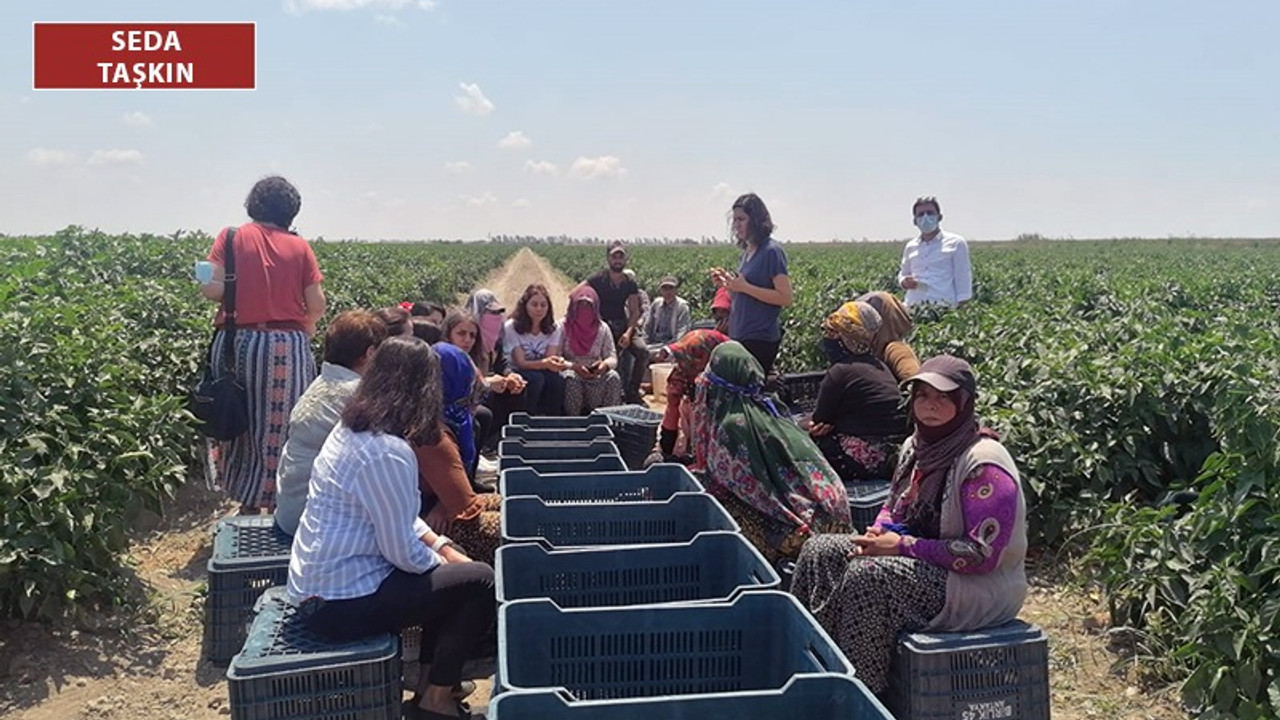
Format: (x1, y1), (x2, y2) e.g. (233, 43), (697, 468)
(444, 161), (472, 174)
(497, 131), (531, 150)
(373, 13), (407, 26)
(87, 149), (144, 166)
(460, 191), (497, 208)
(512, 198), (532, 208)
(26, 148), (76, 167)
(710, 181), (734, 202)
(454, 82), (494, 116)
(285, 0), (437, 12)
(570, 155), (626, 180)
(523, 159), (559, 176)
(121, 111), (152, 127)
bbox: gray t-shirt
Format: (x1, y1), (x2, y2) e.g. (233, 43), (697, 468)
(728, 238), (788, 342)
(274, 362), (360, 536)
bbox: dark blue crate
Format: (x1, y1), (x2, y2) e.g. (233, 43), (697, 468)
(495, 591), (852, 699)
(489, 674), (893, 719)
(227, 587), (400, 720)
(498, 454), (627, 473)
(593, 405), (663, 470)
(501, 424), (615, 443)
(502, 493), (738, 548)
(846, 479), (892, 531)
(498, 438), (620, 461)
(499, 463), (704, 503)
(889, 620), (1050, 720)
(495, 532), (778, 607)
(204, 516), (294, 665)
(777, 371), (825, 415)
(508, 412), (608, 429)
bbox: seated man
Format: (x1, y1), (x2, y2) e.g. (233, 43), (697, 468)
(643, 275), (692, 347)
(274, 310), (387, 536)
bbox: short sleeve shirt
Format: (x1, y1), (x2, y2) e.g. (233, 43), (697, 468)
(501, 318), (563, 362)
(208, 222), (323, 327)
(586, 270), (638, 325)
(728, 238), (788, 342)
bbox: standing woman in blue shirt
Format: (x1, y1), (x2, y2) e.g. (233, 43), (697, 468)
(711, 193), (793, 377)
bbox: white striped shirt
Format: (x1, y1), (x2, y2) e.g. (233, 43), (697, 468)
(287, 423), (439, 604)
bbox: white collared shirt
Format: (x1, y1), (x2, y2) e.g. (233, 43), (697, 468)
(898, 230), (973, 308)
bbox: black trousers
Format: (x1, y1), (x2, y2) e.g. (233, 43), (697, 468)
(738, 338), (782, 378)
(303, 563), (496, 688)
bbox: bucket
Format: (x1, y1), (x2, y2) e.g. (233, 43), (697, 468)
(650, 362), (674, 400)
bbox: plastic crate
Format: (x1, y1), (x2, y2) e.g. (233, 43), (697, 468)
(495, 532), (778, 607)
(490, 673), (892, 719)
(205, 516), (294, 665)
(498, 438), (620, 461)
(400, 626), (496, 690)
(501, 424), (615, 443)
(496, 591), (852, 699)
(499, 463), (704, 503)
(226, 587), (400, 720)
(508, 412), (608, 429)
(501, 493), (739, 548)
(497, 454), (627, 474)
(593, 405), (663, 470)
(888, 620), (1050, 720)
(777, 371), (825, 415)
(846, 479), (892, 531)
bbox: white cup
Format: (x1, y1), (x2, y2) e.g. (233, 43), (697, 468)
(194, 260), (214, 284)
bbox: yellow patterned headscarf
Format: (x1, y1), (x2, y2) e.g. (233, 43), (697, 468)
(822, 301), (882, 356)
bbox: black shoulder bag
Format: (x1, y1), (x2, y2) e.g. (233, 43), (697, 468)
(190, 227), (250, 440)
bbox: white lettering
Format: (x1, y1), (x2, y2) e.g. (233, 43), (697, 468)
(97, 62), (112, 83)
(961, 700), (1015, 720)
(96, 61), (196, 86)
(116, 30), (182, 52)
(111, 31), (126, 51)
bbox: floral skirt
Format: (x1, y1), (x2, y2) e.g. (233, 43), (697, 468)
(815, 433), (898, 483)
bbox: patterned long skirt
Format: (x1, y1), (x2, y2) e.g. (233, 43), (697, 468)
(713, 491), (851, 567)
(560, 369), (622, 416)
(790, 534), (947, 693)
(815, 433), (898, 483)
(207, 328), (315, 510)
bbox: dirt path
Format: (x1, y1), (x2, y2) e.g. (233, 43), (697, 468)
(0, 249), (1187, 720)
(469, 247), (576, 320)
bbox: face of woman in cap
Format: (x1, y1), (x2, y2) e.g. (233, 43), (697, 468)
(912, 383), (958, 427)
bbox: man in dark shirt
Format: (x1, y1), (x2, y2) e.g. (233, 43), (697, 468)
(585, 241), (646, 404)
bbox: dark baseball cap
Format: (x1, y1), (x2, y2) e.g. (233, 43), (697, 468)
(901, 354), (976, 394)
(659, 275), (678, 288)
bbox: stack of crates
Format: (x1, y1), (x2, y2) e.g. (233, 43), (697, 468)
(593, 404), (664, 469)
(492, 413), (894, 719)
(204, 516), (294, 665)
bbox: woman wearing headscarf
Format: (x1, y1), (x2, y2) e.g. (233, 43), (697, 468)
(790, 355), (1027, 695)
(559, 285), (622, 415)
(463, 289), (527, 451)
(857, 291), (920, 383)
(807, 301), (909, 485)
(649, 328), (729, 461)
(690, 341), (852, 564)
(412, 342), (503, 566)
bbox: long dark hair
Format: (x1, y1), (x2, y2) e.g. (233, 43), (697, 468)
(731, 192), (775, 248)
(341, 336), (442, 446)
(442, 310), (486, 369)
(511, 283), (556, 336)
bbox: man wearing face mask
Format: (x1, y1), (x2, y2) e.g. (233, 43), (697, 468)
(897, 196), (972, 309)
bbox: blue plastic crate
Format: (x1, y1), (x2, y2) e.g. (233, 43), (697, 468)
(888, 620), (1050, 720)
(508, 412), (609, 429)
(227, 588), (400, 720)
(501, 424), (615, 442)
(846, 479), (892, 531)
(777, 371), (824, 415)
(495, 532), (778, 607)
(498, 438), (620, 461)
(502, 493), (739, 548)
(204, 516), (294, 665)
(496, 591), (852, 700)
(498, 454), (627, 473)
(593, 405), (663, 470)
(490, 674), (892, 719)
(499, 463), (704, 503)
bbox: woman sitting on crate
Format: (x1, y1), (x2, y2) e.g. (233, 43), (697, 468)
(690, 341), (852, 565)
(413, 342), (503, 565)
(790, 355), (1027, 696)
(288, 336), (495, 720)
(805, 301), (910, 485)
(857, 290), (921, 383)
(559, 284), (623, 415)
(648, 327), (729, 463)
(503, 283), (569, 416)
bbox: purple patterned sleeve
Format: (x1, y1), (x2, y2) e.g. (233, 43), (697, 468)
(898, 464), (1019, 574)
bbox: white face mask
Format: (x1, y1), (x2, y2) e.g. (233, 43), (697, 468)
(914, 212), (940, 234)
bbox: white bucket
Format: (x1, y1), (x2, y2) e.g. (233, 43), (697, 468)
(650, 362), (675, 400)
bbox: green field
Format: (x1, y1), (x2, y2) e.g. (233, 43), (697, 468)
(3, 230), (1278, 717)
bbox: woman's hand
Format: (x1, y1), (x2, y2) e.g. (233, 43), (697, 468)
(574, 363), (594, 379)
(849, 531), (902, 557)
(710, 267), (731, 288)
(808, 421), (834, 437)
(543, 355), (568, 372)
(440, 545), (471, 564)
(724, 273), (750, 294)
(504, 373), (527, 394)
(486, 375), (508, 393)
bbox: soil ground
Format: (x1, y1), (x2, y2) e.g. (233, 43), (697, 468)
(0, 250), (1187, 720)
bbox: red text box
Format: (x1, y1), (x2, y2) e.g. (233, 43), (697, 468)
(33, 22), (255, 90)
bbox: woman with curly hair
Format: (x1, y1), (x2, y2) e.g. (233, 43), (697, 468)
(199, 175), (326, 514)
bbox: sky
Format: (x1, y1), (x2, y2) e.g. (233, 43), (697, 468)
(2, 1), (1278, 243)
